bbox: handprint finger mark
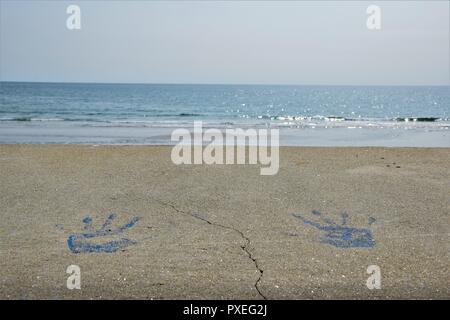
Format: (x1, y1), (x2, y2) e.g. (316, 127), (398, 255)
(67, 213), (141, 254)
(293, 210), (376, 248)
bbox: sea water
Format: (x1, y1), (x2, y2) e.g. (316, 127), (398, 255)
(0, 82), (449, 146)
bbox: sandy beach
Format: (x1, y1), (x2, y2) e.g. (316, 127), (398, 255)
(0, 145), (449, 299)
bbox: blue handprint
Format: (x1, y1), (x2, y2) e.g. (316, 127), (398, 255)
(67, 213), (141, 253)
(293, 210), (376, 248)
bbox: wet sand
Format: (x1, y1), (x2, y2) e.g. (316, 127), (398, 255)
(0, 145), (449, 299)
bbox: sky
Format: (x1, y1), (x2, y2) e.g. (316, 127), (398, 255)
(0, 0), (449, 85)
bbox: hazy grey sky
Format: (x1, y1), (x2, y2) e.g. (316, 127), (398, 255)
(1, 1), (449, 85)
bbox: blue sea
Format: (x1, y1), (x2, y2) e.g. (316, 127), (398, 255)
(0, 82), (449, 146)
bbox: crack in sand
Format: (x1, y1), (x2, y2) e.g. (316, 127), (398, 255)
(158, 200), (267, 300)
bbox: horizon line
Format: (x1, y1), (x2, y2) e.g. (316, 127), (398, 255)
(1, 80), (449, 87)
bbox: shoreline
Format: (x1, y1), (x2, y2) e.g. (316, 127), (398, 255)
(0, 143), (449, 148)
(0, 123), (449, 147)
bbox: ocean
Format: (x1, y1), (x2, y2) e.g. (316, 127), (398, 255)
(0, 82), (449, 146)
